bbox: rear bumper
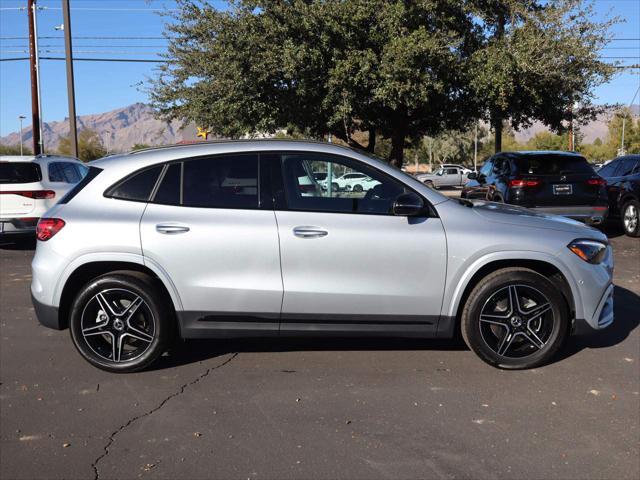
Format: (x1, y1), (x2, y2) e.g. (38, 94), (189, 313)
(529, 205), (609, 225)
(0, 217), (38, 234)
(31, 292), (63, 330)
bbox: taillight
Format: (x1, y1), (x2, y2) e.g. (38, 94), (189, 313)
(36, 218), (65, 241)
(509, 179), (540, 188)
(586, 178), (606, 186)
(0, 190), (55, 199)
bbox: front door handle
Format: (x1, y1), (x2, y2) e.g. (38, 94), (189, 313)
(293, 226), (328, 238)
(156, 224), (190, 234)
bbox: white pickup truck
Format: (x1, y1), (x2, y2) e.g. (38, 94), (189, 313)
(416, 165), (472, 188)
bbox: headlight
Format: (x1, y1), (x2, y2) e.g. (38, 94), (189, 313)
(568, 239), (608, 264)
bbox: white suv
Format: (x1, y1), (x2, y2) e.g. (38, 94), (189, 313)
(0, 155), (87, 237)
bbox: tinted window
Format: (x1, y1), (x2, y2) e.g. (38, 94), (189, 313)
(282, 153), (406, 215)
(48, 162), (83, 183)
(620, 157), (640, 177)
(0, 162), (42, 184)
(597, 160), (619, 178)
(153, 163), (181, 205)
(512, 155), (594, 175)
(108, 165), (163, 201)
(445, 168), (458, 175)
(182, 154), (259, 208)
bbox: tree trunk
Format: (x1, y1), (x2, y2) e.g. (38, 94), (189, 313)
(388, 125), (405, 168)
(367, 128), (376, 153)
(493, 116), (503, 153)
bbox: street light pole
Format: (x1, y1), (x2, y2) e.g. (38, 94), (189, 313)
(18, 116), (26, 155)
(621, 84), (640, 156)
(61, 0), (78, 159)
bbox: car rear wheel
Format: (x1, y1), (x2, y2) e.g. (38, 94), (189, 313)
(622, 200), (640, 237)
(353, 184), (363, 193)
(461, 268), (569, 369)
(69, 271), (173, 373)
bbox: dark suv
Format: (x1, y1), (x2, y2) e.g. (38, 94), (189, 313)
(462, 151), (608, 225)
(597, 154), (640, 237)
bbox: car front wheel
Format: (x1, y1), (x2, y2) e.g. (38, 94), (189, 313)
(69, 271), (173, 373)
(461, 268), (569, 369)
(622, 200), (640, 237)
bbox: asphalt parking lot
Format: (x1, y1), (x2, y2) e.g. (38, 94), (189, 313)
(1, 219), (639, 479)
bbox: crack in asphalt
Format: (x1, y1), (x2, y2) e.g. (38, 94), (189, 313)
(91, 353), (238, 480)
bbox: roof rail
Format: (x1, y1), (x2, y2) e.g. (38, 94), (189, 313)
(127, 138), (338, 155)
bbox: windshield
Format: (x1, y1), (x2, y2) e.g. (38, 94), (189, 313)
(0, 162), (42, 184)
(512, 155), (594, 175)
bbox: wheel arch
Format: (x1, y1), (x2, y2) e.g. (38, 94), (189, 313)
(56, 256), (181, 330)
(442, 255), (580, 338)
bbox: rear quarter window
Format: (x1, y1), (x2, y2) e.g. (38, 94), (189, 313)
(0, 162), (42, 184)
(106, 165), (163, 202)
(59, 166), (103, 204)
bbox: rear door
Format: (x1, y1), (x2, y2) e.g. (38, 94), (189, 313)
(139, 154), (283, 335)
(512, 154), (603, 206)
(0, 162), (41, 216)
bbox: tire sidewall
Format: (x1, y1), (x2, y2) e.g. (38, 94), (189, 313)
(462, 270), (568, 369)
(69, 274), (169, 373)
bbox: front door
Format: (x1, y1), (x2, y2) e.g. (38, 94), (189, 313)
(140, 154), (283, 336)
(273, 152), (447, 336)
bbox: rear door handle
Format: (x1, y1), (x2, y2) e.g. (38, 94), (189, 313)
(293, 226), (328, 238)
(156, 224), (190, 234)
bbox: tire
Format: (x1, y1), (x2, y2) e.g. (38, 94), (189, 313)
(69, 271), (173, 373)
(353, 184), (364, 193)
(331, 182), (339, 192)
(425, 180), (437, 189)
(621, 199), (640, 237)
(461, 268), (569, 369)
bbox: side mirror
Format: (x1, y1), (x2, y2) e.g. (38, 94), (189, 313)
(467, 172), (478, 180)
(392, 192), (425, 216)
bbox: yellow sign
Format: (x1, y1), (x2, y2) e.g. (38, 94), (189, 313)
(196, 127), (211, 140)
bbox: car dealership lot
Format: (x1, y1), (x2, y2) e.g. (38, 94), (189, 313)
(1, 231), (638, 480)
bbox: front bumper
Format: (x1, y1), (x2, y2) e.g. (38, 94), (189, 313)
(529, 205), (609, 225)
(31, 292), (63, 330)
(572, 282), (614, 335)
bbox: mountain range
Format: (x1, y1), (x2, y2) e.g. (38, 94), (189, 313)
(1, 103), (638, 153)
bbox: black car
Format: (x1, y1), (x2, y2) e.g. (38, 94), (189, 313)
(597, 154), (640, 237)
(462, 151), (608, 225)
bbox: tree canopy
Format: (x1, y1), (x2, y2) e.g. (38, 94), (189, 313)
(151, 0), (617, 165)
(58, 129), (106, 161)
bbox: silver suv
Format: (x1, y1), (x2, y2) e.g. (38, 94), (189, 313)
(31, 141), (614, 372)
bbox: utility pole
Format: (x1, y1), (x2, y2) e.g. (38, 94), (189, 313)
(18, 115), (26, 156)
(62, 0), (78, 159)
(27, 0), (43, 155)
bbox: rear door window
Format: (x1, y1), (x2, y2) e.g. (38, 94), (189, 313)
(182, 154), (259, 209)
(0, 162), (42, 184)
(153, 162), (182, 205)
(107, 165), (163, 202)
(512, 155), (594, 175)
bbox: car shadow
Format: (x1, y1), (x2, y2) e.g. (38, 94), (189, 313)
(150, 335), (468, 371)
(557, 285), (640, 362)
(152, 286), (639, 371)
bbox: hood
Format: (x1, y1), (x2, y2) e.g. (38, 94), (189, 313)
(469, 200), (607, 239)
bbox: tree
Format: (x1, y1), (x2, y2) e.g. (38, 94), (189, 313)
(151, 0), (479, 167)
(469, 0), (617, 152)
(0, 144), (32, 155)
(58, 129), (106, 161)
(131, 143), (151, 151)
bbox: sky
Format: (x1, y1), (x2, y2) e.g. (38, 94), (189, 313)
(0, 0), (639, 137)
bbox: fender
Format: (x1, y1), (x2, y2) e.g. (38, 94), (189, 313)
(442, 249), (584, 322)
(53, 252), (184, 312)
